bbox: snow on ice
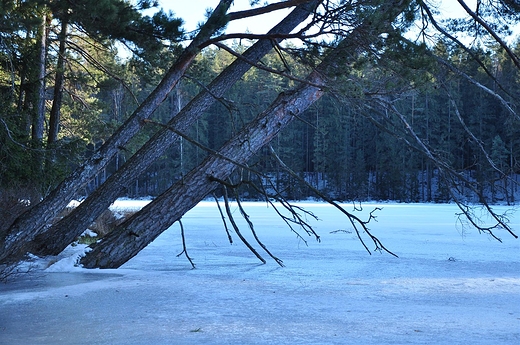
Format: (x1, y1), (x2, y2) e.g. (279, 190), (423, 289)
(1, 201), (519, 344)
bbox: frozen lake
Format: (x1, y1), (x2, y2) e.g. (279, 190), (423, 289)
(1, 201), (519, 344)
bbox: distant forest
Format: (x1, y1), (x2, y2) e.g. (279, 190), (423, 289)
(2, 33), (519, 204)
(81, 43), (519, 204)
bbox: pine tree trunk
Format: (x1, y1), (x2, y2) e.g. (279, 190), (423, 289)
(33, 13), (47, 145)
(47, 15), (67, 147)
(0, 1), (234, 265)
(31, 1), (319, 257)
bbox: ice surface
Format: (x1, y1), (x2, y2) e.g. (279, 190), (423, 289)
(1, 201), (519, 344)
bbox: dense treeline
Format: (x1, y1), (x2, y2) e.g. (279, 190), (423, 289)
(95, 42), (520, 204)
(1, 1), (519, 205)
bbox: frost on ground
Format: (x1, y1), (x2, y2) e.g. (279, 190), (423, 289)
(1, 201), (519, 345)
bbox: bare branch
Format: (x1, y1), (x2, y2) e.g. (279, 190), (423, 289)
(232, 187), (285, 267)
(0, 118), (32, 150)
(200, 30), (331, 49)
(182, 74), (238, 112)
(176, 219), (195, 269)
(456, 0), (520, 70)
(370, 97), (518, 240)
(142, 119), (260, 174)
(212, 193), (233, 244)
(222, 186), (266, 264)
(444, 87), (507, 176)
(66, 40), (140, 105)
(213, 42), (324, 88)
(417, 2), (512, 98)
(433, 54), (518, 120)
(258, 178), (321, 241)
(227, 0), (312, 22)
(268, 145), (398, 257)
(215, 170), (321, 244)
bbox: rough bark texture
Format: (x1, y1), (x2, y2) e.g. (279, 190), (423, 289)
(80, 0), (411, 269)
(32, 1), (320, 258)
(33, 13), (47, 144)
(0, 0), (234, 265)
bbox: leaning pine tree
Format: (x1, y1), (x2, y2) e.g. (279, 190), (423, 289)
(0, 0), (318, 265)
(30, 0), (321, 258)
(80, 0), (413, 268)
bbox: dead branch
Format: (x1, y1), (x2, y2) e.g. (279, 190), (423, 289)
(268, 145), (397, 257)
(146, 114), (324, 247)
(433, 54), (518, 120)
(0, 118), (34, 151)
(231, 186), (285, 267)
(176, 219), (195, 269)
(182, 74), (238, 113)
(142, 118), (256, 174)
(445, 87), (509, 177)
(212, 193), (233, 244)
(258, 179), (321, 242)
(201, 30), (333, 49)
(417, 2), (513, 99)
(212, 42), (324, 88)
(227, 0), (313, 22)
(66, 40), (140, 106)
(456, 0), (520, 70)
(371, 97), (518, 240)
(199, 0), (323, 49)
(0, 261), (36, 283)
(212, 168), (321, 243)
(222, 186), (266, 264)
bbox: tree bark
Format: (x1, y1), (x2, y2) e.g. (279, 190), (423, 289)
(47, 14), (67, 146)
(31, 1), (320, 257)
(81, 0), (410, 269)
(33, 12), (47, 145)
(0, 0), (234, 265)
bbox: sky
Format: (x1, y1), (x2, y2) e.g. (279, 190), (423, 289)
(159, 0), (291, 34)
(158, 0), (474, 35)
